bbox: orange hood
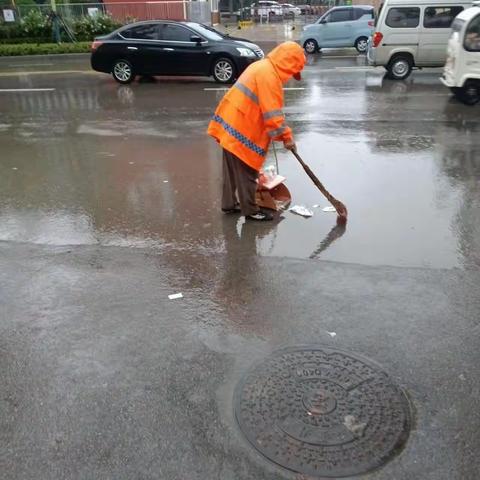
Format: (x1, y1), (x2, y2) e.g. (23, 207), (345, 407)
(267, 41), (306, 83)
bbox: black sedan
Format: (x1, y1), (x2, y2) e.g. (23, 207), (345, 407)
(91, 21), (264, 84)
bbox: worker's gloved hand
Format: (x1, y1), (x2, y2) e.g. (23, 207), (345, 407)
(283, 139), (296, 152)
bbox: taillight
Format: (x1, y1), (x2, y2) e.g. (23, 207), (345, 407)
(91, 40), (103, 51)
(372, 32), (383, 48)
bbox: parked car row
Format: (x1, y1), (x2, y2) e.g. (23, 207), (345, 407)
(90, 2), (480, 105)
(250, 1), (301, 17)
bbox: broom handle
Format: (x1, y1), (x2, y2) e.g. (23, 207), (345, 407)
(291, 149), (339, 206)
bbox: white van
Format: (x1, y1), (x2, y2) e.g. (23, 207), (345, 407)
(441, 5), (480, 103)
(368, 0), (473, 79)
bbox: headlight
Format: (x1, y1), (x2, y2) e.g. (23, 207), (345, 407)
(236, 47), (256, 57)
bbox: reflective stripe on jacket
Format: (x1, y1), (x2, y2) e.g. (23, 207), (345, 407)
(207, 41), (306, 171)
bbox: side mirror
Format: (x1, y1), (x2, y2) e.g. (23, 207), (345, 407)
(191, 35), (203, 44)
(320, 18), (327, 24)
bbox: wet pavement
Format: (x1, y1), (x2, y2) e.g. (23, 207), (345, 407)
(1, 52), (479, 479)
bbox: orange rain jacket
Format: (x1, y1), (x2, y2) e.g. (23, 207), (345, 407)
(207, 41), (306, 172)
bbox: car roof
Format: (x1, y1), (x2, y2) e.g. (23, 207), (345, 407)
(118, 20), (193, 28)
(331, 4), (373, 8)
(456, 4), (480, 21)
(383, 0), (472, 5)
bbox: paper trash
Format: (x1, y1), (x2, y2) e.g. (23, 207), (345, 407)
(289, 205), (313, 218)
(322, 206), (337, 213)
(327, 331), (337, 338)
(168, 293), (183, 300)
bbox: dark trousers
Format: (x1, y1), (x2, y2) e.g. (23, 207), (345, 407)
(222, 149), (259, 216)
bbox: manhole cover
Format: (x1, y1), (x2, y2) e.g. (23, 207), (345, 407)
(234, 346), (412, 478)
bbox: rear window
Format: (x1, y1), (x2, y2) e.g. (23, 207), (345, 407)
(464, 13), (480, 51)
(122, 24), (159, 40)
(353, 7), (373, 20)
(159, 24), (193, 42)
(424, 6), (463, 29)
(386, 7), (420, 28)
(327, 9), (353, 23)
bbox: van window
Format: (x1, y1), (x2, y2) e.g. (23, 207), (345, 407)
(326, 9), (353, 23)
(386, 7), (420, 28)
(423, 6), (463, 29)
(464, 14), (480, 51)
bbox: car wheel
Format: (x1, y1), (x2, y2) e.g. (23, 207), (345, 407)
(112, 60), (135, 84)
(304, 39), (319, 54)
(355, 36), (368, 54)
(213, 57), (236, 84)
(386, 55), (413, 81)
(458, 80), (480, 105)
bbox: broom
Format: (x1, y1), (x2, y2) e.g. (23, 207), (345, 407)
(292, 149), (348, 224)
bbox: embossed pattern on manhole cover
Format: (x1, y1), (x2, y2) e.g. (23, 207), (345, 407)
(234, 346), (412, 478)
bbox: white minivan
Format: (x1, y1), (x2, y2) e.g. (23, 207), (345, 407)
(368, 0), (472, 79)
(441, 5), (480, 104)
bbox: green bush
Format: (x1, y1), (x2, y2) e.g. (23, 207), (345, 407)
(0, 41), (91, 56)
(0, 11), (122, 44)
(0, 23), (23, 40)
(0, 36), (51, 44)
(18, 10), (51, 37)
(71, 14), (122, 41)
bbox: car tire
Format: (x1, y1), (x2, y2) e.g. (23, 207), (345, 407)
(457, 80), (480, 106)
(112, 60), (135, 84)
(213, 57), (236, 84)
(386, 55), (413, 81)
(304, 39), (319, 54)
(355, 36), (368, 54)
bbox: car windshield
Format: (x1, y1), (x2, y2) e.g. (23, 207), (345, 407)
(187, 23), (224, 41)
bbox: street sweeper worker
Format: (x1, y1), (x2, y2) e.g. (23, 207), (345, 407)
(207, 41), (306, 222)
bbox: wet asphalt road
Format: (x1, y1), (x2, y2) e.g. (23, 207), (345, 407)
(1, 51), (479, 479)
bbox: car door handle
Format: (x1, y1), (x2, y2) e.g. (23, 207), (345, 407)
(162, 48), (174, 51)
(127, 46), (138, 50)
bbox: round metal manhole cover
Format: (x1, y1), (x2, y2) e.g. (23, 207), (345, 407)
(234, 346), (412, 478)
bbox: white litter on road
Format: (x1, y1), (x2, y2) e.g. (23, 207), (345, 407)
(289, 205), (313, 217)
(163, 180), (169, 183)
(312, 204), (320, 208)
(327, 331), (337, 338)
(168, 293), (183, 300)
(322, 206), (337, 212)
(12, 167), (18, 170)
(344, 415), (367, 437)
